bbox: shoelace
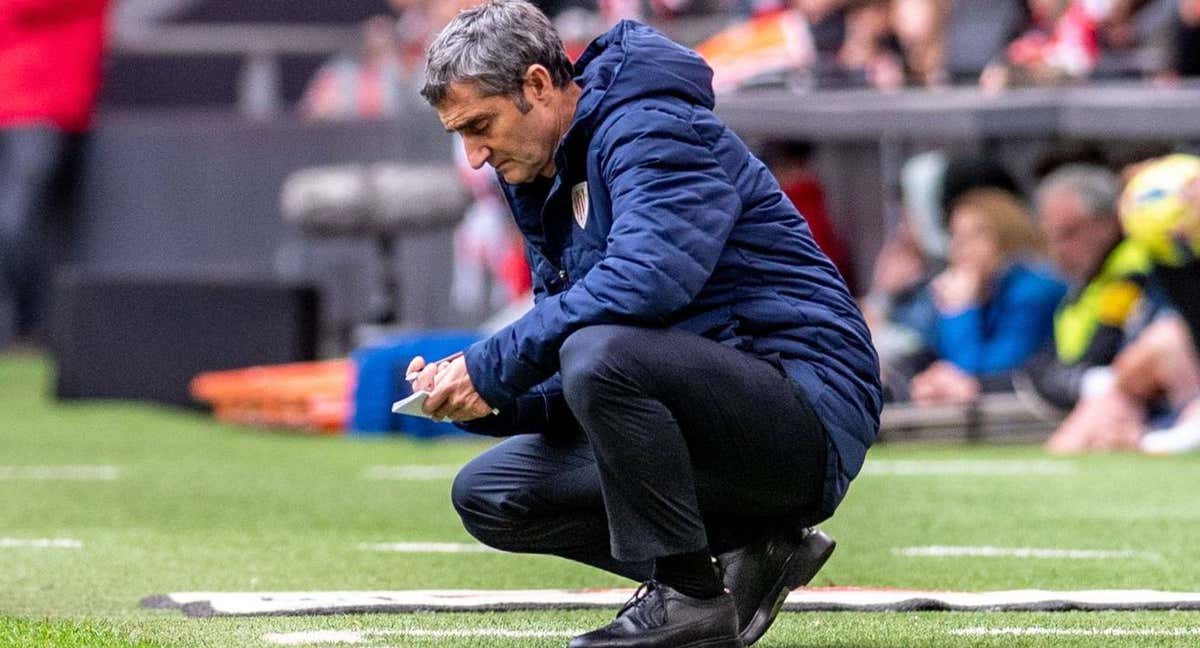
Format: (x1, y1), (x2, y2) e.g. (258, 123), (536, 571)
(618, 580), (665, 624)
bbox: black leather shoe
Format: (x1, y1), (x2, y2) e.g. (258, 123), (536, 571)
(717, 527), (836, 646)
(568, 581), (744, 648)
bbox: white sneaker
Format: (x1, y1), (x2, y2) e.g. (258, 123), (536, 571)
(1140, 419), (1200, 455)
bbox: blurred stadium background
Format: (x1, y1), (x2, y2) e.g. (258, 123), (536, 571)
(3, 0), (1200, 646)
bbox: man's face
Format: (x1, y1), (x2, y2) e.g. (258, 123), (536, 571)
(437, 80), (561, 184)
(1038, 186), (1120, 285)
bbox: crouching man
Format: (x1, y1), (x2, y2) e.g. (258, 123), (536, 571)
(407, 2), (881, 646)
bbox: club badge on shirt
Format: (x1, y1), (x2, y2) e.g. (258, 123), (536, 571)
(571, 182), (589, 230)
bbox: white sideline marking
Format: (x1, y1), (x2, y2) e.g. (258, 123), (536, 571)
(0, 465), (119, 480)
(895, 546), (1160, 561)
(953, 627), (1200, 637)
(0, 538), (82, 549)
(363, 465), (459, 481)
(263, 628), (581, 645)
(357, 542), (496, 553)
(862, 460), (1076, 476)
(155, 588), (1200, 616)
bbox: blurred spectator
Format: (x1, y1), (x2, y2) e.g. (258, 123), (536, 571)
(837, 0), (905, 89)
(299, 0), (490, 121)
(865, 152), (1030, 400)
(0, 0), (111, 348)
(450, 136), (532, 321)
(979, 0), (1166, 90)
(909, 188), (1065, 405)
(1020, 165), (1160, 406)
(861, 153), (944, 379)
(760, 140), (857, 291)
(1175, 0), (1200, 76)
(299, 15), (409, 120)
(1048, 314), (1200, 453)
(890, 0), (949, 86)
(944, 0), (1030, 82)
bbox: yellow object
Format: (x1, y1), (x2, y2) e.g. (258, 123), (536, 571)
(1118, 154), (1200, 266)
(1055, 241), (1152, 364)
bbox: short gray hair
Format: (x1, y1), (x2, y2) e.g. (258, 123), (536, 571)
(420, 0), (574, 111)
(1035, 164), (1121, 221)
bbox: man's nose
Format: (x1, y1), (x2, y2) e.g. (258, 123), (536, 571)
(463, 138), (490, 170)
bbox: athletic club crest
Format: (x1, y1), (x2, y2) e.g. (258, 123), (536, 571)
(571, 182), (589, 230)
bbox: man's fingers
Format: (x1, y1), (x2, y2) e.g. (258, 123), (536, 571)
(423, 384), (450, 417)
(405, 356), (426, 382)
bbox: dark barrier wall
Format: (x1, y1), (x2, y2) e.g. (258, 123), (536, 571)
(73, 107), (462, 331)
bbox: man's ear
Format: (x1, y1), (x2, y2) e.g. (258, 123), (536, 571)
(523, 64), (555, 106)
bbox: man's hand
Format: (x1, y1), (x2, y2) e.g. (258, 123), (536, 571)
(405, 355), (450, 393)
(931, 267), (983, 314)
(909, 360), (981, 406)
(421, 356), (493, 422)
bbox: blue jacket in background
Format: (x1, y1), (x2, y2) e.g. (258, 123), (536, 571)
(460, 21), (882, 517)
(935, 263), (1067, 375)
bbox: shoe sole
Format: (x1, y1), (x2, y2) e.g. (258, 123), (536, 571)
(738, 530), (836, 646)
(675, 636), (745, 648)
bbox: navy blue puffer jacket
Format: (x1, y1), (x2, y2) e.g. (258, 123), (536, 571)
(461, 21), (881, 516)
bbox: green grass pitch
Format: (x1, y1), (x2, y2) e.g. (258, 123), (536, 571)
(2, 353), (1199, 647)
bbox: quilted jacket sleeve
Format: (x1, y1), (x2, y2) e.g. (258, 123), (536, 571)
(463, 104), (743, 409)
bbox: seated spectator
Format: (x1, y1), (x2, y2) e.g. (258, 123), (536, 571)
(836, 0), (905, 89)
(890, 0), (949, 86)
(866, 153), (1029, 400)
(943, 0), (1029, 83)
(1048, 314), (1200, 453)
(909, 189), (1066, 404)
(864, 151), (945, 397)
(1172, 0), (1200, 78)
(985, 0), (1099, 89)
(299, 15), (409, 121)
(1018, 164), (1162, 413)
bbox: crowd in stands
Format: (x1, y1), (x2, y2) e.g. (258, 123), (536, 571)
(601, 0), (1200, 89)
(300, 0), (1200, 113)
(864, 144), (1200, 455)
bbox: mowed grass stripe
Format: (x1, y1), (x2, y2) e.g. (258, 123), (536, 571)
(263, 628), (582, 645)
(894, 546), (1162, 560)
(363, 465), (460, 481)
(953, 626), (1200, 637)
(0, 465), (119, 480)
(861, 460), (1076, 476)
(357, 542), (496, 553)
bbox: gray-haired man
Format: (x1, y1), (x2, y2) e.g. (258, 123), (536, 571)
(408, 2), (881, 646)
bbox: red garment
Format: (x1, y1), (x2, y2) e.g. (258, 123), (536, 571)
(0, 0), (110, 133)
(780, 175), (858, 294)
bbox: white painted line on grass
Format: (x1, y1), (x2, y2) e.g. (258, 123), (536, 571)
(357, 542), (497, 553)
(0, 538), (82, 549)
(153, 588), (1200, 616)
(895, 546), (1160, 561)
(363, 465), (459, 481)
(263, 628), (582, 645)
(0, 465), (119, 480)
(953, 627), (1200, 637)
(862, 460), (1076, 476)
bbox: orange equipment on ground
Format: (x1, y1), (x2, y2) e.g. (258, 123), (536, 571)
(189, 360), (353, 434)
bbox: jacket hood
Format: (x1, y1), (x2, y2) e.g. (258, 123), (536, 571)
(566, 21), (715, 140)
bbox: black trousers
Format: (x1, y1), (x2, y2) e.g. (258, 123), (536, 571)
(1155, 263), (1200, 348)
(451, 325), (828, 581)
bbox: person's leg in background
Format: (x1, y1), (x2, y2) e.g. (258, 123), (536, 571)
(0, 126), (70, 347)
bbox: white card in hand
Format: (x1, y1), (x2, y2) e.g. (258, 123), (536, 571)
(391, 390), (433, 418)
